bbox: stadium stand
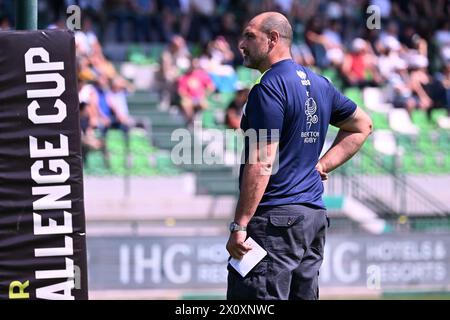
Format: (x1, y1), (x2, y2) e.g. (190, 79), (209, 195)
(2, 0), (447, 300)
(4, 0), (445, 236)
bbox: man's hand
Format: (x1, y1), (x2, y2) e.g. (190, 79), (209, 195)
(316, 161), (328, 181)
(226, 231), (252, 260)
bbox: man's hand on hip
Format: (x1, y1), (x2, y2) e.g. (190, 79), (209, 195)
(316, 161), (328, 181)
(226, 231), (252, 260)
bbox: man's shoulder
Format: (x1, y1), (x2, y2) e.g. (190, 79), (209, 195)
(300, 66), (331, 84)
(259, 63), (328, 82)
(256, 66), (287, 88)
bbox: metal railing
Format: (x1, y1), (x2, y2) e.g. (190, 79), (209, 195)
(326, 149), (449, 217)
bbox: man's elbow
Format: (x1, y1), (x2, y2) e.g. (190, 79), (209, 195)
(364, 118), (373, 137)
(247, 162), (273, 176)
(257, 161), (273, 175)
(357, 109), (373, 137)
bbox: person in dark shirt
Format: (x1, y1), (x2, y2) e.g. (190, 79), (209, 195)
(226, 11), (372, 300)
(225, 88), (250, 129)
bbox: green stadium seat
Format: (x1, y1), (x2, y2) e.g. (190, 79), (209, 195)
(208, 92), (236, 110)
(417, 133), (434, 153)
(127, 92), (160, 111)
(102, 43), (128, 61)
(84, 151), (110, 176)
(146, 43), (165, 63)
(362, 159), (377, 174)
(444, 154), (450, 173)
(381, 155), (395, 171)
(371, 112), (389, 130)
(438, 130), (450, 149)
(422, 154), (437, 174)
(411, 154), (425, 174)
(396, 134), (414, 151)
(236, 66), (259, 87)
(155, 151), (179, 175)
(202, 110), (216, 128)
(431, 109), (447, 125)
(401, 154), (416, 174)
(344, 87), (363, 107)
(411, 110), (433, 130)
(321, 68), (343, 89)
(128, 45), (152, 65)
(83, 127), (180, 177)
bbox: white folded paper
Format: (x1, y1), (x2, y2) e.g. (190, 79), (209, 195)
(229, 237), (267, 277)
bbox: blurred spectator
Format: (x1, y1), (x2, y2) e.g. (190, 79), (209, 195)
(0, 14), (11, 30)
(30, 0), (450, 136)
(322, 19), (345, 67)
(47, 16), (66, 30)
(177, 58), (215, 125)
(187, 0), (217, 44)
(79, 100), (103, 164)
(291, 0), (320, 24)
(45, 0), (65, 24)
(341, 38), (382, 88)
(159, 0), (183, 42)
(75, 15), (101, 56)
(292, 42), (315, 67)
(409, 60), (434, 112)
(442, 63), (450, 110)
(435, 20), (450, 49)
(107, 77), (135, 128)
(389, 59), (420, 114)
(94, 75), (130, 131)
(325, 1), (344, 21)
(199, 37), (237, 93)
(0, 0), (14, 24)
(210, 36), (235, 66)
(370, 0), (392, 20)
(158, 35), (191, 108)
(225, 87), (249, 130)
(379, 20), (402, 52)
(105, 0), (136, 42)
(129, 0), (163, 42)
(273, 0), (293, 15)
(435, 62), (450, 128)
(78, 74), (103, 164)
(409, 58), (449, 117)
(377, 36), (404, 81)
(305, 16), (330, 68)
(93, 75), (131, 167)
(218, 12), (242, 65)
(435, 20), (450, 66)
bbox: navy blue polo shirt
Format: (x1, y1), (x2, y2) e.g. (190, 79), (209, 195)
(239, 59), (357, 209)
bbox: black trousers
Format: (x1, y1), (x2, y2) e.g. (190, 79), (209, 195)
(227, 204), (329, 300)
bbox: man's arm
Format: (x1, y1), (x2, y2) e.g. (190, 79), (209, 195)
(317, 107), (372, 179)
(226, 141), (279, 259)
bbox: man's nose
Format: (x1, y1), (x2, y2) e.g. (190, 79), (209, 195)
(239, 40), (245, 50)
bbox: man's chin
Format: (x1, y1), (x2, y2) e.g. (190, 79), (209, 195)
(243, 58), (257, 69)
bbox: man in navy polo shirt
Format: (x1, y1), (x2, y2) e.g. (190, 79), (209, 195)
(226, 12), (373, 300)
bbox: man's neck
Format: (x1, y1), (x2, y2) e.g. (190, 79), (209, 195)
(258, 50), (292, 73)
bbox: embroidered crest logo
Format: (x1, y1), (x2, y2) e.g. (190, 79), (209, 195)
(305, 97), (318, 129)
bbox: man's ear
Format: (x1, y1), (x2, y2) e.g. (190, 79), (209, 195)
(268, 31), (279, 48)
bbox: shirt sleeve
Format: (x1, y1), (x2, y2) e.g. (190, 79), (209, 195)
(245, 83), (284, 142)
(329, 83), (357, 126)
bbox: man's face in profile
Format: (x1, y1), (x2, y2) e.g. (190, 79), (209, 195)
(239, 21), (270, 70)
